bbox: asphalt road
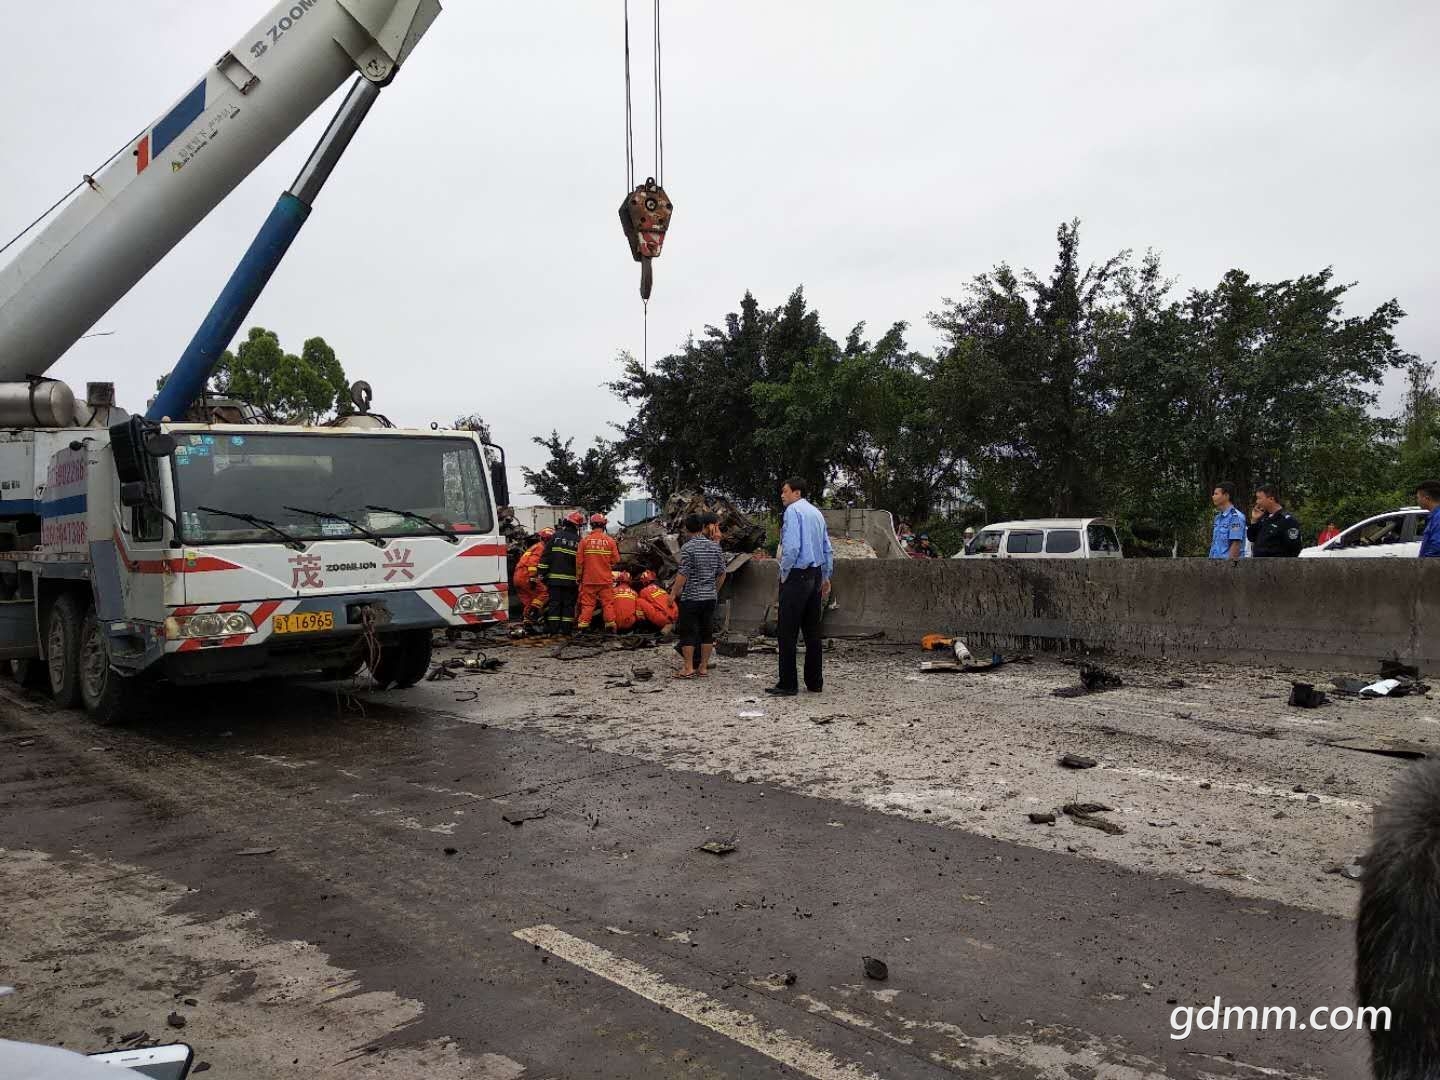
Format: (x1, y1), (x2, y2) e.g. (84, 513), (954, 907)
(0, 662), (1368, 1079)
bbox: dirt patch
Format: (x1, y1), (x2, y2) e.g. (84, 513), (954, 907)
(0, 848), (525, 1079)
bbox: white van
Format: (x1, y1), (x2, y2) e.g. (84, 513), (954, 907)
(955, 518), (1124, 559)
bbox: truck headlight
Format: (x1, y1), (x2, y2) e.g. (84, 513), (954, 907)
(166, 612), (257, 639)
(453, 592), (502, 615)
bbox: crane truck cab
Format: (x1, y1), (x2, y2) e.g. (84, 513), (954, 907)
(1, 417), (508, 722)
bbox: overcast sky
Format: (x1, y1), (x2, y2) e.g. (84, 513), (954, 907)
(3, 1), (1436, 498)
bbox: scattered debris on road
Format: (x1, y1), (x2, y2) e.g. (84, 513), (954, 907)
(1326, 736), (1429, 760)
(1063, 803), (1125, 835)
(1059, 754), (1098, 769)
(502, 808), (548, 826)
(1053, 665), (1124, 697)
(1288, 682), (1329, 709)
(698, 839), (738, 856)
(1028, 812), (1057, 825)
(166, 1012), (186, 1029)
(760, 970), (798, 989)
(863, 956), (889, 981)
(1081, 664), (1124, 691)
(1381, 659), (1421, 682)
(235, 847), (277, 857)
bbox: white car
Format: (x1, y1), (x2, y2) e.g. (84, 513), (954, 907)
(1298, 507), (1427, 559)
(954, 518), (1124, 559)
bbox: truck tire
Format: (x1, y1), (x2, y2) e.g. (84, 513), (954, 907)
(78, 606), (139, 725)
(46, 593), (83, 709)
(371, 630), (432, 690)
(321, 651), (366, 681)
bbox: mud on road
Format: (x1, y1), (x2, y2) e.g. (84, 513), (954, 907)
(2, 636), (1414, 1078)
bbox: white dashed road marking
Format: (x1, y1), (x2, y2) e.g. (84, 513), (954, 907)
(512, 924), (881, 1080)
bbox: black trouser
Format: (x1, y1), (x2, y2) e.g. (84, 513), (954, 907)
(777, 566), (823, 691)
(544, 582), (578, 632)
(676, 599), (716, 650)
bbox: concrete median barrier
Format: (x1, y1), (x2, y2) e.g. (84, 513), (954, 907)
(727, 557), (1440, 670)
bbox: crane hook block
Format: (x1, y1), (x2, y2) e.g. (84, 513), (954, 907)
(619, 177), (672, 300)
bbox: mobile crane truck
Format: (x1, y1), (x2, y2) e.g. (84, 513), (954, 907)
(0, 0), (512, 722)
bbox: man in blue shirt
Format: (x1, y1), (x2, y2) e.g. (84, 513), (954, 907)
(1417, 480), (1440, 558)
(768, 477), (833, 696)
(1208, 482), (1247, 560)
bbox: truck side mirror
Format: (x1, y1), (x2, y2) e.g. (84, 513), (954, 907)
(145, 431), (177, 457)
(120, 481), (148, 508)
(482, 441), (510, 507)
(490, 461), (510, 507)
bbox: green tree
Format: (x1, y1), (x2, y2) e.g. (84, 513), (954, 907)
(1394, 361), (1440, 492)
(156, 327), (349, 423)
(521, 430), (628, 512)
(929, 220), (1124, 518)
(611, 288), (841, 508)
(755, 321), (962, 522)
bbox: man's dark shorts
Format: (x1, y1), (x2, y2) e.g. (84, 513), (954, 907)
(676, 599), (716, 648)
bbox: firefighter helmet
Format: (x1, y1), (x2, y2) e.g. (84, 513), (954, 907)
(590, 513), (608, 526)
(539, 527), (555, 539)
(565, 511), (585, 526)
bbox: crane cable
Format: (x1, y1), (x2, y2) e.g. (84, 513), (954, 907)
(0, 128), (146, 260)
(623, 0), (665, 369)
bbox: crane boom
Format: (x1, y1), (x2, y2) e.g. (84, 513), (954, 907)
(0, 0), (439, 385)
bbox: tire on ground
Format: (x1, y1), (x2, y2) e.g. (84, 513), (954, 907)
(46, 592), (84, 709)
(370, 630), (432, 690)
(78, 603), (140, 725)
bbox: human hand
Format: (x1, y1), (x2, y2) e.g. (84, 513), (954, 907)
(821, 580), (832, 600)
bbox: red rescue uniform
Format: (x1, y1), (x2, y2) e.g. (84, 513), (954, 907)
(512, 541), (547, 617)
(577, 528), (621, 629)
(612, 584), (640, 630)
(637, 583), (678, 630)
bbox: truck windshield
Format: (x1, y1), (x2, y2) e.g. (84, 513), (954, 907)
(170, 432), (492, 546)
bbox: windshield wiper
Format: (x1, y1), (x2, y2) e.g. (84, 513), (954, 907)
(196, 506), (306, 551)
(283, 506), (387, 547)
(365, 505), (461, 544)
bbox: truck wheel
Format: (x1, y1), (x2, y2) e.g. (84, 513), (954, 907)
(79, 607), (139, 725)
(321, 651), (366, 681)
(46, 593), (83, 709)
(371, 630), (432, 690)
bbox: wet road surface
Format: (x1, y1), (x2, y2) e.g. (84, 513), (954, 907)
(0, 671), (1365, 1078)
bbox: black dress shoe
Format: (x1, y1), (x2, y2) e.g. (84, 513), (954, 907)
(765, 686), (799, 697)
(806, 685), (823, 693)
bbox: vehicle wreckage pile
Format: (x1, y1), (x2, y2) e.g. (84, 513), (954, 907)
(617, 492), (768, 586)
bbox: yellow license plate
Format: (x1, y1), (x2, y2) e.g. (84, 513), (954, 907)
(272, 611), (335, 635)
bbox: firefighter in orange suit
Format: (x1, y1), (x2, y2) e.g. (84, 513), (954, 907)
(577, 513), (621, 631)
(612, 571), (640, 631)
(636, 569), (679, 631)
(512, 527), (553, 623)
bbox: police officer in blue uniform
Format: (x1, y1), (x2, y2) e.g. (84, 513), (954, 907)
(1246, 484), (1304, 557)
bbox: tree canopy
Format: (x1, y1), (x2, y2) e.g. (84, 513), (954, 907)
(157, 326), (350, 424)
(521, 431), (628, 513)
(608, 221), (1427, 553)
